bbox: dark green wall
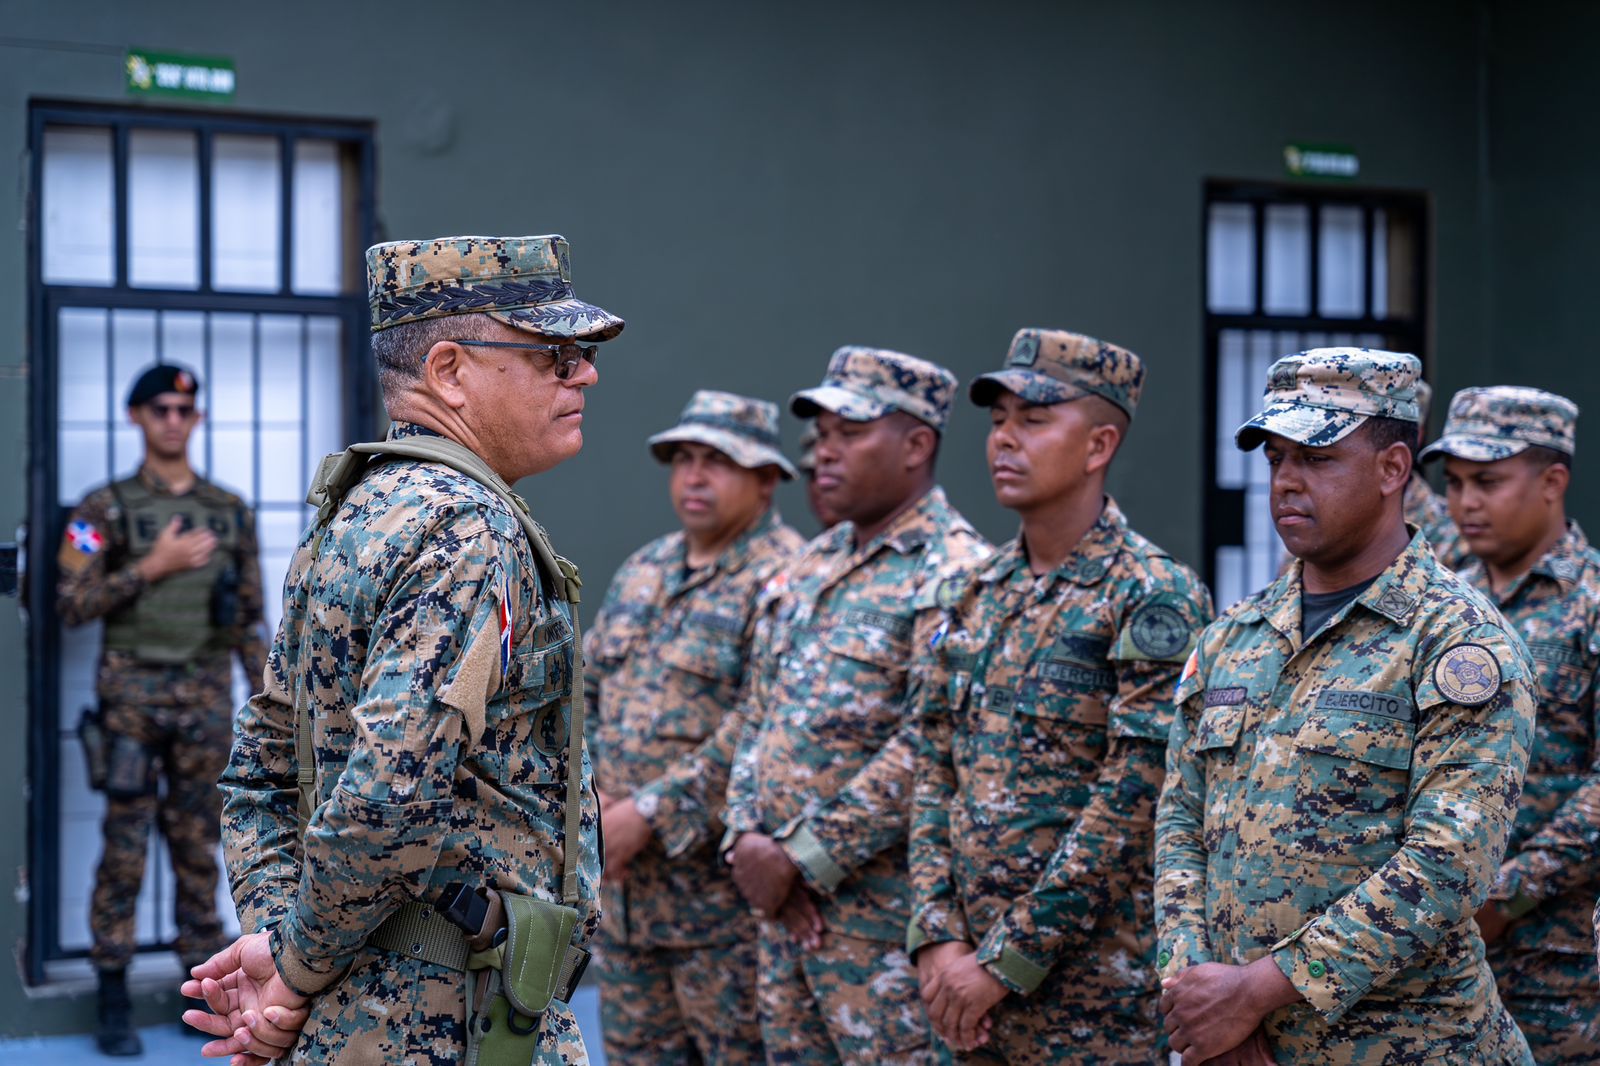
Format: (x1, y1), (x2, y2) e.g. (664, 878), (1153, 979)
(1, 0), (1585, 1035)
(1485, 0), (1600, 536)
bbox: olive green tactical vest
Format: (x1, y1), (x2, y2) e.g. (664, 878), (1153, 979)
(102, 474), (242, 663)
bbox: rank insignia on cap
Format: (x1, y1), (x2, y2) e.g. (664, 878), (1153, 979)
(67, 520), (104, 554)
(173, 370), (195, 393)
(1434, 642), (1501, 706)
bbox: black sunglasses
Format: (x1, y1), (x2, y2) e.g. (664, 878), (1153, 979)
(447, 339), (599, 381)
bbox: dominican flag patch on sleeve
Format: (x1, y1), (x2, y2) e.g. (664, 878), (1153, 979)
(499, 576), (514, 678)
(67, 520), (104, 554)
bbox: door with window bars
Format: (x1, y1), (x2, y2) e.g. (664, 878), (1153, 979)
(27, 101), (376, 982)
(1202, 181), (1427, 611)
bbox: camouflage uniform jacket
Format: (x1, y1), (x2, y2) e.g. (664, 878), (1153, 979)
(1404, 474), (1469, 570)
(586, 507), (803, 948)
(725, 486), (990, 942)
(1462, 523), (1600, 958)
(58, 465), (269, 699)
(1155, 531), (1536, 1063)
(908, 499), (1212, 997)
(220, 423), (602, 1007)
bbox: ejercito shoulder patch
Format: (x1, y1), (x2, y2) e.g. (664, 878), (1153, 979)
(1434, 642), (1502, 706)
(1130, 601), (1190, 660)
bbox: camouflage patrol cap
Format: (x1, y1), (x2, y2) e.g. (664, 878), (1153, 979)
(969, 328), (1145, 418)
(1235, 347), (1421, 451)
(1419, 386), (1578, 463)
(797, 421), (819, 474)
(648, 390), (797, 479)
(790, 347), (958, 432)
(366, 235), (624, 340)
(1415, 379), (1434, 425)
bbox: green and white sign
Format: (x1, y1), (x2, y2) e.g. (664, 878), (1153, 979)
(125, 49), (236, 101)
(1284, 143), (1359, 180)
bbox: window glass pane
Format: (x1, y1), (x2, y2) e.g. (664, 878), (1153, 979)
(58, 308), (111, 503)
(292, 140), (343, 294)
(1206, 203), (1254, 313)
(111, 311), (157, 473)
(1371, 209), (1390, 319)
(305, 317), (344, 465)
(259, 315), (304, 426)
(159, 311), (207, 376)
(128, 129), (200, 289)
(1216, 330), (1247, 489)
(1263, 205), (1310, 315)
(213, 135), (281, 292)
(42, 127), (114, 285)
(1318, 206), (1364, 318)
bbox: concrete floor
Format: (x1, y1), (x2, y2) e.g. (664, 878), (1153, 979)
(0, 986), (608, 1065)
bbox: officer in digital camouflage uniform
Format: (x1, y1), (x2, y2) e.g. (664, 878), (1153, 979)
(722, 347), (990, 1063)
(1420, 387), (1600, 1062)
(184, 235), (618, 1065)
(56, 362), (267, 1057)
(586, 390), (804, 1063)
(1155, 348), (1536, 1065)
(1404, 379), (1470, 569)
(907, 329), (1213, 1064)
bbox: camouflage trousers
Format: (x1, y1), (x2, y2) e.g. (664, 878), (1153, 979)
(595, 936), (763, 1064)
(949, 989), (1161, 1065)
(89, 697), (231, 971)
(757, 925), (938, 1065)
(290, 946), (587, 1064)
(1490, 945), (1600, 1065)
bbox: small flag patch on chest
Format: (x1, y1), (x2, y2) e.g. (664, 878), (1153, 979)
(67, 520), (104, 554)
(499, 576), (513, 678)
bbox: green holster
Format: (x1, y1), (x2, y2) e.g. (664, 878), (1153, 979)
(292, 436), (591, 1066)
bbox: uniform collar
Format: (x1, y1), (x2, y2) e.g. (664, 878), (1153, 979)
(659, 506), (785, 595)
(135, 463), (198, 497)
(387, 420), (441, 442)
(826, 485), (955, 560)
(979, 495), (1125, 590)
(1245, 528), (1431, 645)
(1485, 520), (1591, 603)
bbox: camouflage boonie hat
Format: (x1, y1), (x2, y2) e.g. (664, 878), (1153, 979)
(969, 328), (1145, 418)
(1419, 386), (1578, 463)
(796, 421), (819, 474)
(366, 235), (624, 340)
(1235, 347), (1420, 451)
(790, 347), (957, 432)
(648, 390), (797, 480)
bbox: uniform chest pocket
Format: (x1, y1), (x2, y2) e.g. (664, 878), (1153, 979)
(1531, 641), (1595, 707)
(824, 622), (910, 676)
(654, 633), (743, 741)
(478, 703), (567, 787)
(1291, 707), (1414, 868)
(1005, 675), (1109, 785)
(1192, 703), (1244, 850)
(591, 614), (649, 672)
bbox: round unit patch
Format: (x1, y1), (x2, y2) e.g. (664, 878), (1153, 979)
(1131, 603), (1190, 660)
(1434, 642), (1502, 706)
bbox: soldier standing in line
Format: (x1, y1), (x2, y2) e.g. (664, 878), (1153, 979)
(183, 235), (619, 1065)
(908, 329), (1212, 1063)
(586, 390), (804, 1063)
(56, 363), (266, 1057)
(1420, 387), (1600, 1061)
(1155, 348), (1536, 1065)
(722, 347), (991, 1063)
(1404, 379), (1470, 568)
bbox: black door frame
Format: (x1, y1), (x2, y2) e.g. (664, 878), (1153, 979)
(25, 98), (378, 983)
(1200, 178), (1430, 595)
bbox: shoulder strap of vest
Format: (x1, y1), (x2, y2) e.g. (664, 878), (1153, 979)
(296, 437), (587, 906)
